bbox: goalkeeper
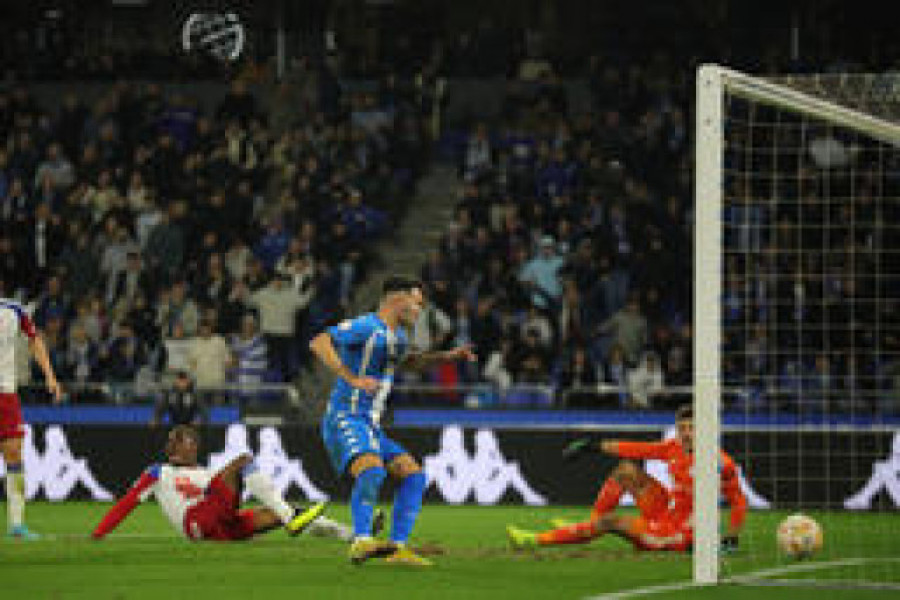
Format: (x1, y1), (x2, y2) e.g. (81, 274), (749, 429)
(507, 405), (746, 552)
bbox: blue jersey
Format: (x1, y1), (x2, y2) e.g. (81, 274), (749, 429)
(326, 313), (409, 424)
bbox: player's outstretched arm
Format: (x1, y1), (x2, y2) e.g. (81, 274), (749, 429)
(309, 332), (379, 393)
(29, 334), (63, 403)
(401, 344), (478, 371)
(92, 470), (156, 539)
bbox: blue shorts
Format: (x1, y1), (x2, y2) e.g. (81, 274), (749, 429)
(321, 411), (408, 474)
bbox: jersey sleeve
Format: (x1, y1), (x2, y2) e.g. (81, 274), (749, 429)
(327, 317), (375, 346)
(720, 454), (747, 530)
(91, 465), (159, 539)
(612, 439), (674, 460)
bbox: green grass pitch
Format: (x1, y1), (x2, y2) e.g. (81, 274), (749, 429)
(2, 503), (897, 599)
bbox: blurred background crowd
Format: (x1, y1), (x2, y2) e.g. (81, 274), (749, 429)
(1, 0), (897, 414)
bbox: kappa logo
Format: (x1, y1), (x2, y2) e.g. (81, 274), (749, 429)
(0, 425), (113, 501)
(844, 431), (900, 510)
(423, 426), (547, 505)
(208, 423), (328, 502)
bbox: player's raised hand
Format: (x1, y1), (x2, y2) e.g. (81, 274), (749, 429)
(562, 437), (597, 462)
(349, 375), (381, 394)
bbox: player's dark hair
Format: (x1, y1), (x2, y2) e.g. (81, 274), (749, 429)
(382, 275), (423, 297)
(676, 404), (693, 421)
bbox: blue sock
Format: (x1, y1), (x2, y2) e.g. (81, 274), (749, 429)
(351, 467), (387, 538)
(391, 472), (427, 544)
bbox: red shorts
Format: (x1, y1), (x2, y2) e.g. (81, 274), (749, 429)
(627, 478), (692, 551)
(183, 476), (257, 541)
(0, 393), (24, 440)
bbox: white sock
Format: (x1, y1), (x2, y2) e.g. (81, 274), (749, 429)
(307, 516), (353, 541)
(243, 470), (293, 524)
(6, 470), (25, 529)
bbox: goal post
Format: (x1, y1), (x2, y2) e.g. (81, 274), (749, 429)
(693, 64), (900, 588)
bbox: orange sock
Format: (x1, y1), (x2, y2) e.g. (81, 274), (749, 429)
(590, 479), (623, 521)
(537, 522), (598, 545)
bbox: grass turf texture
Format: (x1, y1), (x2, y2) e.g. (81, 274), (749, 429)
(2, 503), (897, 599)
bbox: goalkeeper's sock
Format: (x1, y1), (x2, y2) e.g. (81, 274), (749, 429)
(6, 463), (25, 529)
(590, 479), (623, 521)
(241, 461), (293, 524)
(390, 472), (426, 544)
(537, 522), (598, 545)
(351, 467), (387, 538)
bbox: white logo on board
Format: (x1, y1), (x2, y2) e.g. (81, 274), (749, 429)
(844, 432), (900, 510)
(423, 426), (547, 505)
(208, 423), (328, 502)
(0, 425), (113, 501)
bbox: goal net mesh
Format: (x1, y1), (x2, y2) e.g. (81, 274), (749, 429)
(715, 71), (900, 588)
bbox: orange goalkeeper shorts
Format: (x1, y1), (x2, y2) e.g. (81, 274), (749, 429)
(626, 478), (691, 551)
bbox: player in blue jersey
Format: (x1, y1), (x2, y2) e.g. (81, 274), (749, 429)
(310, 275), (476, 566)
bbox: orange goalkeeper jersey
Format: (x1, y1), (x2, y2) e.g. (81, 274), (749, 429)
(613, 439), (747, 529)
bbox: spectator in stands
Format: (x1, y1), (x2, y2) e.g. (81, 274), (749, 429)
(161, 321), (193, 381)
(102, 321), (146, 392)
(511, 329), (552, 385)
(245, 274), (310, 381)
(519, 235), (564, 310)
(33, 142), (75, 193)
(601, 343), (630, 408)
(597, 295), (648, 366)
(484, 338), (514, 391)
(159, 280), (200, 337)
(230, 313), (268, 391)
(144, 203), (186, 285)
(107, 250), (152, 312)
(521, 305), (554, 348)
(33, 274), (71, 328)
(27, 201), (65, 285)
(187, 320), (232, 403)
(627, 351), (664, 409)
(63, 322), (101, 402)
(558, 346), (599, 407)
(151, 370), (204, 427)
(58, 228), (101, 301)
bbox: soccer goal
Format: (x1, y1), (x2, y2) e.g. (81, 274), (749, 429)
(694, 64), (900, 589)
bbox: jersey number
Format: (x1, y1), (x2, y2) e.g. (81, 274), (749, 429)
(175, 477), (203, 499)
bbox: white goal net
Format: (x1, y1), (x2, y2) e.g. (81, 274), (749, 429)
(694, 65), (900, 589)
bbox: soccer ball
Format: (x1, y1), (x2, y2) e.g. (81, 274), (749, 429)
(776, 514), (823, 559)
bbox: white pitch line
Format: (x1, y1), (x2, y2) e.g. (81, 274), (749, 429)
(586, 557), (900, 600)
(584, 580), (708, 600)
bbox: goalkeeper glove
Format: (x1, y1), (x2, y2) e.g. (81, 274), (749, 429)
(562, 438), (597, 462)
(721, 535), (739, 555)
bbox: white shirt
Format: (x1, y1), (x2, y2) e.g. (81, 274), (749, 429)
(134, 464), (215, 537)
(0, 300), (36, 393)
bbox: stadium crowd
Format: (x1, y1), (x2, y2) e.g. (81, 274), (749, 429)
(0, 67), (428, 402)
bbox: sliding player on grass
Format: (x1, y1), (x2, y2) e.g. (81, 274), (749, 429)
(507, 405), (747, 552)
(92, 425), (327, 541)
(310, 275), (476, 566)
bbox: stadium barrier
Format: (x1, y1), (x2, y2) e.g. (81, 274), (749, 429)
(1, 423), (895, 509)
